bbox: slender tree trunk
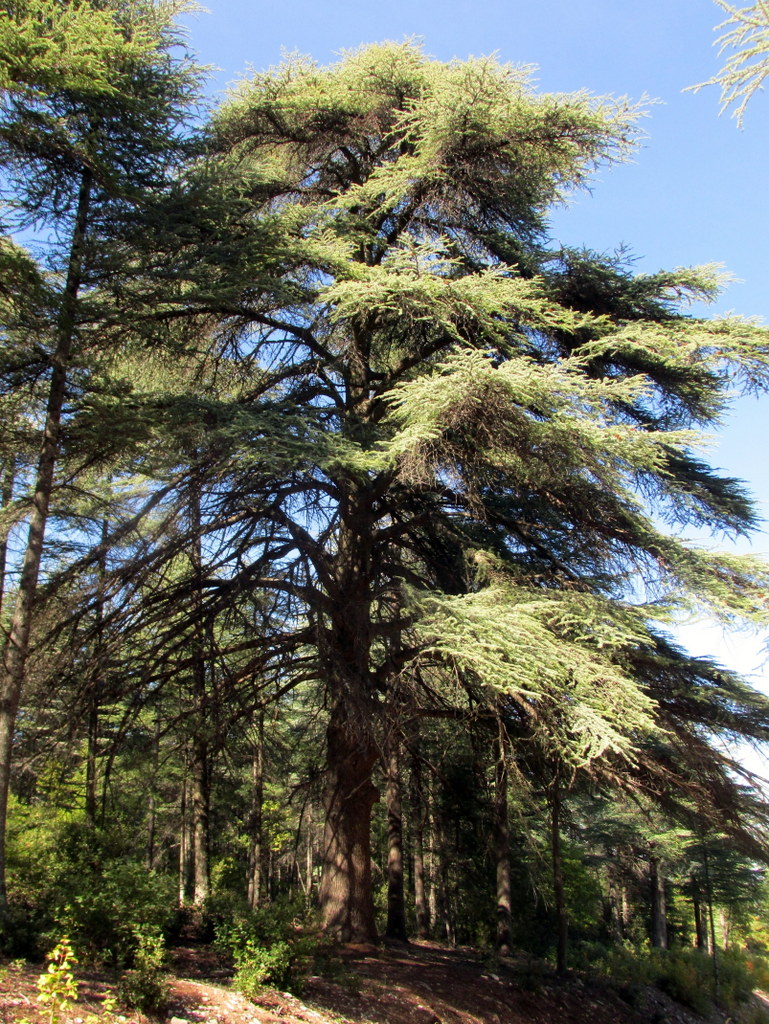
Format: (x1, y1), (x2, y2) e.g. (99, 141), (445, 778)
(191, 733), (210, 905)
(621, 883), (631, 936)
(493, 727), (513, 955)
(427, 793), (452, 944)
(189, 495), (210, 906)
(0, 459), (16, 617)
(703, 847), (720, 998)
(437, 829), (454, 945)
(248, 712), (265, 910)
(146, 789), (157, 870)
(146, 710), (161, 870)
(407, 719), (429, 939)
(426, 778), (441, 936)
(384, 726), (407, 942)
(692, 882), (706, 949)
(608, 875), (624, 942)
(85, 691), (99, 826)
(305, 804), (314, 910)
(85, 517), (109, 826)
(650, 853), (668, 949)
(0, 169), (92, 910)
(179, 761), (195, 907)
(318, 702), (379, 943)
(550, 772), (568, 975)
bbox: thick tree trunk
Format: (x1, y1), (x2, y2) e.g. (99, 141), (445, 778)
(0, 170), (92, 910)
(493, 729), (513, 955)
(650, 853), (668, 949)
(318, 703), (379, 943)
(317, 492), (380, 943)
(384, 728), (407, 942)
(550, 774), (568, 975)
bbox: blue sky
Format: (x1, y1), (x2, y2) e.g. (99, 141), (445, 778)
(180, 1), (769, 729)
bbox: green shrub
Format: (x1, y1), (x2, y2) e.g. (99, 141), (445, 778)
(212, 898), (325, 996)
(115, 926), (169, 1015)
(50, 853), (175, 965)
(655, 949), (712, 1017)
(232, 940), (295, 998)
(576, 941), (767, 1017)
(715, 947), (768, 1013)
(7, 809), (176, 966)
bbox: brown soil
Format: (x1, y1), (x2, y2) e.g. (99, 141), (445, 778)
(0, 941), (764, 1024)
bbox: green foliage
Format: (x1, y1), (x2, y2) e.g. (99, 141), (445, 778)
(575, 941), (769, 1016)
(690, 1), (769, 125)
(231, 942), (295, 999)
(49, 846), (175, 965)
(36, 938), (78, 1024)
(8, 808), (175, 965)
(213, 899), (326, 996)
(656, 949), (714, 1016)
(115, 926), (170, 1015)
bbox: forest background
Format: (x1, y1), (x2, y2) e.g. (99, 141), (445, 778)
(3, 0), (769, 1019)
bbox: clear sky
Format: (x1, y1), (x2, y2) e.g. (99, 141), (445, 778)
(179, 0), (769, 745)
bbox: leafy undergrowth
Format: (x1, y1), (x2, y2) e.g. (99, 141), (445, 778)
(2, 940), (768, 1024)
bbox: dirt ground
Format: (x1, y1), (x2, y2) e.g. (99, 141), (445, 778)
(1, 940), (765, 1024)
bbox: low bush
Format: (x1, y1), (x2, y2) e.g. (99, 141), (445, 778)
(7, 809), (175, 967)
(212, 898), (326, 996)
(115, 926), (170, 1015)
(574, 940), (769, 1017)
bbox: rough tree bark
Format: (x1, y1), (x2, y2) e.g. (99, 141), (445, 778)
(318, 703), (379, 943)
(317, 499), (380, 943)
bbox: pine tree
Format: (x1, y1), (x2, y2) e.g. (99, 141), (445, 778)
(0, 0), (201, 910)
(170, 44), (769, 941)
(12, 39), (762, 946)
